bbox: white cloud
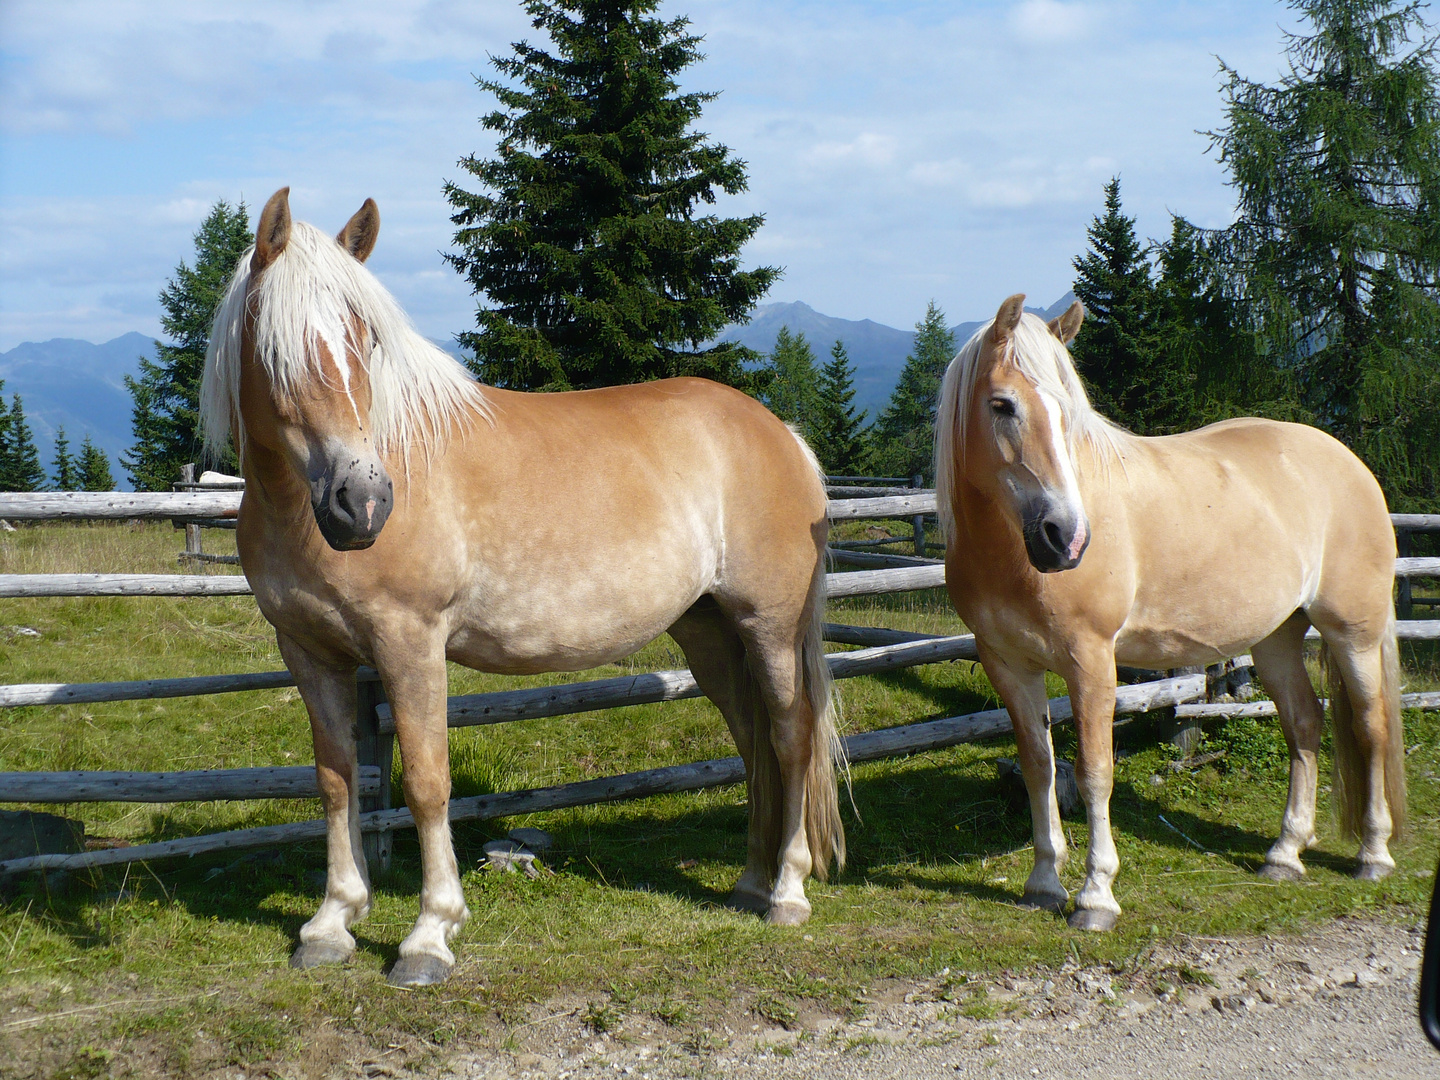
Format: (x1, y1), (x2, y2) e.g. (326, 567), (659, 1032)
(1011, 0), (1095, 44)
(0, 0), (1309, 349)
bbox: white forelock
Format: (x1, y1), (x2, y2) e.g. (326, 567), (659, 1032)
(199, 218), (491, 466)
(933, 310), (1126, 541)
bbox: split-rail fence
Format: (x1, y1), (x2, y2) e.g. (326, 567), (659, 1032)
(0, 486), (1436, 878)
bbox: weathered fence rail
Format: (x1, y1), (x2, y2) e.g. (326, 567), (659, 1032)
(0, 673), (1210, 876)
(2, 489), (1436, 876)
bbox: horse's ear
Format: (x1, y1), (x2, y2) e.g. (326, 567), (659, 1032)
(1047, 300), (1085, 345)
(337, 198), (380, 263)
(251, 188), (292, 274)
(989, 294), (1026, 344)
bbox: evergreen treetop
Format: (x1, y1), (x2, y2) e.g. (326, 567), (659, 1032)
(445, 0), (778, 391)
(1069, 177), (1196, 434)
(77, 435), (116, 492)
(124, 199), (250, 491)
(812, 340), (867, 476)
(1208, 0), (1440, 467)
(0, 394), (46, 492)
(761, 326), (820, 437)
(51, 427), (78, 492)
(869, 301), (955, 480)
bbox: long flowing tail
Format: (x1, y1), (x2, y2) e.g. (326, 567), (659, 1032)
(1328, 612), (1406, 841)
(801, 568), (847, 879)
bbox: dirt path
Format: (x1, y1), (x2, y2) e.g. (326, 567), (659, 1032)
(428, 917), (1434, 1080)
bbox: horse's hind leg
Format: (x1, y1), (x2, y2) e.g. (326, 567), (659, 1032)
(1250, 613), (1324, 881)
(1312, 625), (1400, 879)
(375, 631), (470, 986)
(277, 634), (372, 968)
(978, 645), (1068, 914)
(669, 601), (774, 912)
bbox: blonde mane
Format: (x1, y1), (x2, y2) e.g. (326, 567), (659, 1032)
(933, 310), (1126, 541)
(200, 219), (491, 464)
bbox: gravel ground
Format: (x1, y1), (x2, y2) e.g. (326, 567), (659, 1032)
(419, 917), (1436, 1080)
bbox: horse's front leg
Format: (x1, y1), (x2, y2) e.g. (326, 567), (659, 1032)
(979, 646), (1068, 913)
(377, 630), (469, 987)
(278, 634), (372, 968)
(1064, 652), (1122, 932)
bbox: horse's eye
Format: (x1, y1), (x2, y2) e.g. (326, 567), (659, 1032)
(990, 398), (1017, 418)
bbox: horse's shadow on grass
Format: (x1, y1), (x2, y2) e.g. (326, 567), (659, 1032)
(5, 750), (1351, 961)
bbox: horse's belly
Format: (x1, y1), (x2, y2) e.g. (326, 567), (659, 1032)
(444, 559), (710, 675)
(444, 617), (677, 675)
(1114, 601), (1293, 668)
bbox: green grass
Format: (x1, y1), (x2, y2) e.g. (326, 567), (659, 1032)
(1, 521), (1437, 1078)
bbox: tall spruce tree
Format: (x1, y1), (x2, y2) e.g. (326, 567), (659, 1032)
(812, 340), (867, 475)
(51, 427), (78, 492)
(0, 394), (46, 492)
(1069, 178), (1195, 434)
(761, 326), (820, 435)
(77, 436), (116, 492)
(124, 199), (250, 491)
(1208, 0), (1440, 506)
(445, 0), (779, 391)
(869, 301), (955, 480)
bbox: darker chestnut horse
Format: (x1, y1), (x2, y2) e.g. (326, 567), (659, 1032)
(935, 294), (1403, 931)
(200, 188), (844, 985)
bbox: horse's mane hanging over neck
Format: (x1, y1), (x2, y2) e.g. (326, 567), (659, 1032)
(200, 219), (491, 465)
(933, 311), (1126, 541)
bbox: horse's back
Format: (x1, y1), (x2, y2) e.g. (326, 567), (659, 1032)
(427, 378), (826, 672)
(1104, 417), (1392, 666)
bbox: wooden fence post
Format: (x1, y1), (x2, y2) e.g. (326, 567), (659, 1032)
(355, 675), (393, 876)
(1165, 666), (1207, 753)
(178, 464), (203, 560)
(910, 474), (926, 557)
(1397, 527), (1413, 622)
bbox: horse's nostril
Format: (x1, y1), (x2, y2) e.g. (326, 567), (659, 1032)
(1044, 520), (1065, 554)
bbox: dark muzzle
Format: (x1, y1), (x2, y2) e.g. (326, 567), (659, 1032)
(1021, 497), (1090, 573)
(310, 460), (393, 551)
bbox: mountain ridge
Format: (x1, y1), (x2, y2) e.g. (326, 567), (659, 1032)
(1, 294), (1076, 488)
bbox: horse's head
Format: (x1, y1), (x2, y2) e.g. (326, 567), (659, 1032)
(962, 293), (1091, 573)
(238, 188), (394, 550)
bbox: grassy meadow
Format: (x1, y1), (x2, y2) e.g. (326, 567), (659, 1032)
(0, 520), (1437, 1078)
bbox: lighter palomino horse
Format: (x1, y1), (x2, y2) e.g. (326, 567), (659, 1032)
(935, 294), (1403, 931)
(199, 189), (844, 985)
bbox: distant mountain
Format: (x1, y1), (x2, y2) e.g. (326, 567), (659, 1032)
(0, 292), (1078, 489)
(718, 293), (1075, 420)
(0, 332), (155, 487)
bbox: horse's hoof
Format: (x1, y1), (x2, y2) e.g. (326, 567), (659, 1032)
(1355, 861), (1394, 882)
(387, 955), (452, 987)
(1019, 891), (1068, 916)
(764, 900), (812, 927)
(725, 888), (770, 915)
(290, 942), (353, 969)
(1257, 861), (1304, 883)
(1067, 908), (1117, 933)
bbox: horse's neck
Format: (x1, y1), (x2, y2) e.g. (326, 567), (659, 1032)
(242, 444), (312, 514)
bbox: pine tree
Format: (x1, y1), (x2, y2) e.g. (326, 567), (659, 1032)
(444, 0), (779, 391)
(77, 435), (116, 492)
(51, 427), (78, 491)
(869, 301), (955, 480)
(1148, 216), (1305, 428)
(124, 199), (250, 491)
(1208, 0), (1440, 505)
(1069, 178), (1191, 434)
(761, 326), (820, 435)
(1, 395), (46, 492)
(812, 340), (867, 475)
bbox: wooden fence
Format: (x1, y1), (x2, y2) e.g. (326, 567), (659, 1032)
(1, 490), (1437, 877)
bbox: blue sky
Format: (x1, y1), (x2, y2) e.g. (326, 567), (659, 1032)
(0, 0), (1308, 351)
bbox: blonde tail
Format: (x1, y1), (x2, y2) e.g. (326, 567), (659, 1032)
(802, 572), (847, 879)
